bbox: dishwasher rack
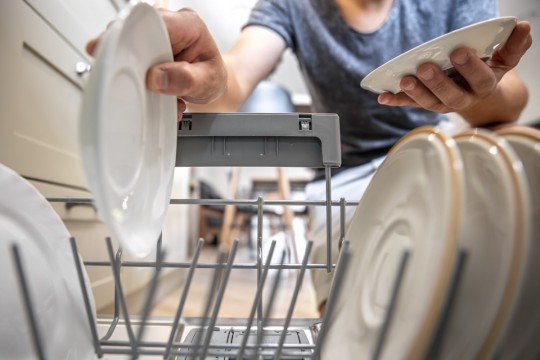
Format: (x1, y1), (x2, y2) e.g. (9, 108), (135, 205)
(9, 113), (466, 359)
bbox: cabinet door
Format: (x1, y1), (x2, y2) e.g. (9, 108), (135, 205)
(28, 179), (116, 311)
(30, 170), (191, 312)
(0, 1), (88, 189)
(23, 0), (119, 55)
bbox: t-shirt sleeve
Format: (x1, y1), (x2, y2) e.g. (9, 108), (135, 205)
(448, 0), (499, 30)
(243, 0), (295, 48)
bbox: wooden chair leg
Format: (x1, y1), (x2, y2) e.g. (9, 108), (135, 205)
(277, 167), (299, 264)
(220, 167), (241, 249)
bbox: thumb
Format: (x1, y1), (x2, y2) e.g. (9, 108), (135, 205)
(146, 60), (226, 104)
(146, 64), (173, 93)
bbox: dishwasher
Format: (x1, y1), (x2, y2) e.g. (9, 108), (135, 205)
(15, 112), (358, 360)
(7, 112), (530, 359)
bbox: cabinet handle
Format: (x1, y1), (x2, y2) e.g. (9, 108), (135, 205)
(75, 62), (92, 77)
(65, 201), (97, 213)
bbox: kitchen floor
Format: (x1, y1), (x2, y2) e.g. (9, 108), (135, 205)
(150, 217), (319, 319)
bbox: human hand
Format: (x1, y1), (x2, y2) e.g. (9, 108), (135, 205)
(377, 21), (532, 117)
(86, 8), (227, 119)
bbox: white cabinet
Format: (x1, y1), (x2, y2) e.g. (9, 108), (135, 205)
(0, 0), (116, 189)
(0, 0), (191, 312)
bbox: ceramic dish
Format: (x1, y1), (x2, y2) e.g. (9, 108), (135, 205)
(323, 127), (464, 360)
(80, 2), (177, 257)
(436, 129), (530, 359)
(361, 17), (517, 94)
(0, 164), (94, 359)
(494, 126), (540, 358)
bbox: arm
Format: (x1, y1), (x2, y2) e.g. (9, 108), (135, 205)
(379, 21), (532, 126)
(88, 9), (287, 117)
(187, 25), (287, 112)
(144, 9), (286, 114)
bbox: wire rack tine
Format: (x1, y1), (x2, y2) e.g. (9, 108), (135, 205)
(257, 250), (288, 358)
(190, 251), (226, 359)
(312, 241), (351, 360)
(256, 196), (264, 327)
(105, 237), (138, 358)
(372, 250), (411, 360)
(11, 244), (47, 360)
(200, 239), (239, 359)
(134, 248), (167, 356)
(274, 240), (314, 360)
(324, 166), (333, 273)
(237, 240), (277, 360)
(69, 237), (103, 358)
(338, 198), (346, 250)
(164, 239), (205, 359)
(101, 245), (123, 341)
(423, 249), (468, 360)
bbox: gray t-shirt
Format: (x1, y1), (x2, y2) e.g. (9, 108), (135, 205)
(246, 0), (497, 168)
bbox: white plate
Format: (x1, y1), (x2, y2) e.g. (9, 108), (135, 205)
(323, 127), (464, 360)
(361, 17), (517, 94)
(436, 129), (530, 359)
(0, 163), (94, 359)
(495, 126), (540, 358)
(80, 2), (177, 257)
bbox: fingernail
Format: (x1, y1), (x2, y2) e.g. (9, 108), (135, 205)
(153, 69), (168, 91)
(453, 51), (469, 66)
(378, 94), (388, 104)
(419, 68), (434, 81)
(403, 78), (417, 91)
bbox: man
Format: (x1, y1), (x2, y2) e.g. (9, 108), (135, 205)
(89, 0), (532, 314)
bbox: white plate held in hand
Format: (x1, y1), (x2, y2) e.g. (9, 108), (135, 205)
(361, 17), (517, 94)
(80, 2), (177, 257)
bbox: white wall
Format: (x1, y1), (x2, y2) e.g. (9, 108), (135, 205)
(499, 0), (540, 124)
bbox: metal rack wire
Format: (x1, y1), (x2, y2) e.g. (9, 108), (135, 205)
(7, 113), (481, 359)
(13, 196), (351, 360)
(10, 195), (469, 360)
(10, 113), (350, 359)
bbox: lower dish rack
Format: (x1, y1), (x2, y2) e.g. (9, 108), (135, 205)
(14, 113), (351, 359)
(57, 196), (352, 360)
(7, 114), (488, 359)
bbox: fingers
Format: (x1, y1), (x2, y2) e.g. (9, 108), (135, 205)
(406, 68), (467, 111)
(86, 38), (99, 55)
(147, 59), (227, 103)
(147, 8), (227, 104)
(379, 64), (472, 112)
(177, 98), (187, 120)
(450, 48), (497, 97)
(491, 21), (532, 69)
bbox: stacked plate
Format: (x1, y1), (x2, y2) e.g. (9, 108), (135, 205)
(0, 163), (95, 359)
(323, 125), (540, 360)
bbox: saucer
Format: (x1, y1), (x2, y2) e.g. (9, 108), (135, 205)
(80, 2), (177, 257)
(361, 17), (517, 94)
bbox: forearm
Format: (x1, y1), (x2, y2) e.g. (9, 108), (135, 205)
(186, 61), (246, 113)
(186, 26), (286, 113)
(458, 70), (528, 126)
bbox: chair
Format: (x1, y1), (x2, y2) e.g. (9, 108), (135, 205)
(218, 80), (301, 261)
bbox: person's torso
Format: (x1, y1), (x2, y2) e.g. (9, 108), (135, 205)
(247, 0), (497, 167)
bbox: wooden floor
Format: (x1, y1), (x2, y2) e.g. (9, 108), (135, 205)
(150, 232), (319, 319)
